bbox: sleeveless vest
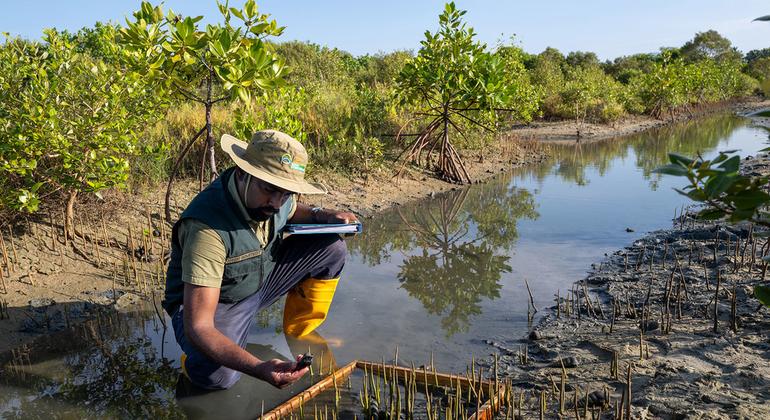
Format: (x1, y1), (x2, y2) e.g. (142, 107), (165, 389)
(162, 167), (294, 315)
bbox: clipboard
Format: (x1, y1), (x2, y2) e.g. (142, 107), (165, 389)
(282, 222), (363, 237)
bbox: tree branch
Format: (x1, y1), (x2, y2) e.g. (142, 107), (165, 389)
(211, 95), (230, 104)
(173, 82), (204, 103)
(449, 110), (496, 133)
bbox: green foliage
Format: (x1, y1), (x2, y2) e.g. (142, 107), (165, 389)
(276, 41), (410, 93)
(395, 2), (538, 182)
(353, 50), (413, 87)
(495, 44), (542, 123)
(268, 41), (404, 174)
(603, 53), (657, 84)
(120, 0), (287, 103)
(5, 8), (767, 223)
(749, 57), (770, 80)
(530, 48), (566, 117)
(680, 30), (742, 63)
(530, 32), (756, 124)
(754, 285), (770, 308)
(135, 103), (235, 184)
(627, 51), (688, 118)
(747, 57), (770, 94)
(655, 142), (770, 310)
(120, 0), (289, 218)
(142, 39), (404, 178)
(654, 151), (770, 225)
(746, 48), (770, 64)
(627, 51), (753, 119)
(556, 65), (626, 123)
(565, 51), (600, 69)
(0, 30), (162, 217)
(62, 21), (125, 63)
(532, 48), (629, 123)
(322, 130), (386, 174)
(233, 86), (309, 144)
(538, 47), (566, 65)
(396, 3), (524, 120)
(275, 41), (355, 90)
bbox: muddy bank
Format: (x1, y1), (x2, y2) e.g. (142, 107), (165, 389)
(476, 152), (770, 416)
(481, 218), (770, 419)
(515, 98), (770, 145)
(302, 136), (546, 219)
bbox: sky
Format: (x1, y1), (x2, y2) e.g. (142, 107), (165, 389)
(2, 0), (770, 60)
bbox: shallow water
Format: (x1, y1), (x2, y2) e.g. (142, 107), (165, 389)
(1, 114), (767, 418)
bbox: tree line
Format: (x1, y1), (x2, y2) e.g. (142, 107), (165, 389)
(1, 1), (767, 224)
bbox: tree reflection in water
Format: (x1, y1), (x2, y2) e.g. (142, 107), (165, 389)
(543, 113), (745, 189)
(357, 177), (539, 336)
(1, 310), (183, 419)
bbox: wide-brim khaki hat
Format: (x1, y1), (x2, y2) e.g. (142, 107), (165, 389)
(221, 130), (327, 195)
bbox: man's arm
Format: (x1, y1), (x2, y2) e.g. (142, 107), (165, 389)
(183, 283), (308, 388)
(290, 202), (358, 224)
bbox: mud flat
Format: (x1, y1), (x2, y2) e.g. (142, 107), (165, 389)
(479, 154), (770, 418)
(513, 98), (770, 145)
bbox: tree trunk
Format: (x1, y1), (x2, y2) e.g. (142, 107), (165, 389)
(65, 190), (78, 240)
(164, 125), (207, 222)
(205, 102), (216, 184)
(442, 114), (449, 177)
(199, 144), (208, 192)
(205, 73), (217, 184)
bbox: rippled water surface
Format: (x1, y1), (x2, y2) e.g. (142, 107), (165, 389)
(1, 114), (767, 418)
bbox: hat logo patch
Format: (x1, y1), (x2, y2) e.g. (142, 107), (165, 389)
(280, 154), (292, 165)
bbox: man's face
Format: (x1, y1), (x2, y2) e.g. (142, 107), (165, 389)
(239, 172), (293, 221)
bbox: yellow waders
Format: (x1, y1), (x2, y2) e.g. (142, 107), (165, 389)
(283, 277), (339, 337)
(180, 353), (189, 379)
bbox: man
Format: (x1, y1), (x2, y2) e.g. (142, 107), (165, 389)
(163, 130), (357, 390)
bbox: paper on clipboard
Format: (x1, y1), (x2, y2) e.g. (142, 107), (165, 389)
(283, 223), (363, 236)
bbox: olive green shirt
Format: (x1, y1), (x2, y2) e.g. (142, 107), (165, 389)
(177, 174), (296, 288)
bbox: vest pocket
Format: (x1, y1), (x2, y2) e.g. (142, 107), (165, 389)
(223, 257), (262, 276)
(221, 254), (263, 300)
(224, 249), (263, 265)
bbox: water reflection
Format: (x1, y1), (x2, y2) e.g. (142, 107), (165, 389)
(1, 310), (183, 419)
(0, 308), (342, 419)
(544, 114), (746, 189)
(176, 330), (338, 420)
(350, 179), (538, 335)
(346, 113), (750, 338)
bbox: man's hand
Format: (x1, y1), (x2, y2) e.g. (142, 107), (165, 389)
(254, 355), (309, 389)
(291, 203), (359, 224)
(322, 210), (358, 224)
(184, 285), (309, 388)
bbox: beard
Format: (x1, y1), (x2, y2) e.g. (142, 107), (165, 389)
(247, 206), (278, 222)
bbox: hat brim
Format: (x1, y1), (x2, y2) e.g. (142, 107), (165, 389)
(221, 134), (327, 195)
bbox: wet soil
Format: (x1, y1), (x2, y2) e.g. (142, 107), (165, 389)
(474, 117), (770, 419)
(516, 98), (770, 145)
(480, 216), (770, 419)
